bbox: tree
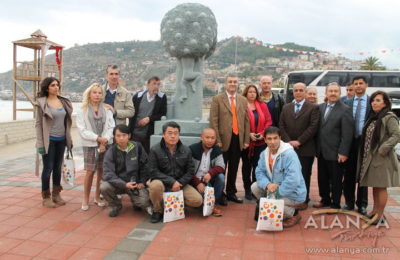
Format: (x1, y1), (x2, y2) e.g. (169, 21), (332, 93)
(360, 56), (386, 70)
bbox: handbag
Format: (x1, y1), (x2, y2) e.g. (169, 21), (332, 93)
(256, 191), (284, 231)
(62, 150), (75, 186)
(163, 190), (185, 223)
(203, 184), (215, 216)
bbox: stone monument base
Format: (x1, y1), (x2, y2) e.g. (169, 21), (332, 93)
(150, 119), (209, 147)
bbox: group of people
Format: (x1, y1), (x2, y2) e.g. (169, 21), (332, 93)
(35, 65), (400, 228)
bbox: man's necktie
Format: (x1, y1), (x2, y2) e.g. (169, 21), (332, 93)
(324, 104), (332, 120)
(295, 102), (301, 115)
(230, 96), (239, 135)
(354, 98), (362, 137)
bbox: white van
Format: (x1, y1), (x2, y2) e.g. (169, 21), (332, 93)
(284, 70), (400, 116)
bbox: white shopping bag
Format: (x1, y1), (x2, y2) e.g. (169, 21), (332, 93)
(62, 150), (75, 186)
(163, 190), (185, 223)
(203, 185), (215, 216)
(256, 196), (284, 231)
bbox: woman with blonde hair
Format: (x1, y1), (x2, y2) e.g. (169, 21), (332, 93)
(35, 77), (73, 208)
(77, 83), (115, 210)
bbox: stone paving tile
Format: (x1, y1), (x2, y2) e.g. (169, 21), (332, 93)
(105, 250), (139, 260)
(115, 239), (150, 253)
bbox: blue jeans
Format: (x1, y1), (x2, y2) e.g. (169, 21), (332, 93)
(41, 139), (66, 191)
(210, 173), (225, 205)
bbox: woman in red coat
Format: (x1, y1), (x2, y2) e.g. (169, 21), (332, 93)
(241, 84), (272, 200)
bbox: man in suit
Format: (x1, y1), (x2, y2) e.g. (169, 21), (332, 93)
(340, 83), (355, 104)
(129, 76), (167, 153)
(314, 82), (354, 209)
(279, 82), (320, 210)
(210, 75), (250, 203)
(259, 75), (285, 126)
(343, 76), (371, 215)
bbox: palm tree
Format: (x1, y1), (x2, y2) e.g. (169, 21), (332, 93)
(360, 56), (386, 70)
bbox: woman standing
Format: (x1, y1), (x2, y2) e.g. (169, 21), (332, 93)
(241, 84), (272, 200)
(77, 83), (115, 210)
(358, 91), (400, 224)
(35, 77), (73, 208)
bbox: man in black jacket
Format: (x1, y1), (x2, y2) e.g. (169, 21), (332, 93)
(101, 125), (150, 217)
(190, 128), (225, 216)
(129, 76), (167, 153)
(259, 75), (285, 127)
(148, 121), (202, 223)
(314, 83), (353, 209)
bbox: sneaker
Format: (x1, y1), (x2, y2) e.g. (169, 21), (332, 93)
(150, 212), (163, 223)
(212, 206), (223, 217)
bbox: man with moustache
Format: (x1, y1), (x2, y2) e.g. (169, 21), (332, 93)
(279, 82), (320, 210)
(210, 75), (250, 203)
(314, 82), (353, 209)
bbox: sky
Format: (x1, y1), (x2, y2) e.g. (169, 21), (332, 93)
(1, 0), (400, 73)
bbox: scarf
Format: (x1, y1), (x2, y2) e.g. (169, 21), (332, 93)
(247, 101), (266, 156)
(360, 106), (391, 156)
(88, 104), (106, 137)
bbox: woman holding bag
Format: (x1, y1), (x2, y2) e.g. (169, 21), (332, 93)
(77, 83), (115, 210)
(241, 84), (272, 200)
(35, 77), (73, 208)
(358, 91), (400, 224)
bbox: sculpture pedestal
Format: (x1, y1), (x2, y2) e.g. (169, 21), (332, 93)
(150, 119), (209, 147)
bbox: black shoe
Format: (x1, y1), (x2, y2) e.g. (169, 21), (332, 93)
(371, 215), (387, 225)
(150, 212), (163, 223)
(227, 195), (243, 204)
(357, 207), (367, 216)
(220, 192), (228, 205)
(132, 205), (142, 211)
(108, 206), (121, 217)
(330, 204), (341, 209)
(254, 200), (260, 221)
(219, 200), (228, 206)
(342, 204), (354, 211)
(245, 190), (252, 201)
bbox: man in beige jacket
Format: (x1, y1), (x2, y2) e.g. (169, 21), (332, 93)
(210, 75), (250, 204)
(103, 65), (134, 125)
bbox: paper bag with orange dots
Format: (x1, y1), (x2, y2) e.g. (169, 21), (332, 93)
(256, 197), (284, 231)
(163, 190), (185, 223)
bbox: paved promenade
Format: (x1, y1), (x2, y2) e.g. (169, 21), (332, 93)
(0, 129), (400, 259)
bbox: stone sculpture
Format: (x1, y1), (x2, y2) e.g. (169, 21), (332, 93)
(160, 3), (217, 120)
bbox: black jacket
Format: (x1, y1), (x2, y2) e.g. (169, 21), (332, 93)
(103, 141), (149, 190)
(129, 90), (167, 136)
(148, 139), (194, 189)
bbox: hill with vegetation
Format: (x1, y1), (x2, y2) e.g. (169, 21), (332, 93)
(0, 37), (328, 92)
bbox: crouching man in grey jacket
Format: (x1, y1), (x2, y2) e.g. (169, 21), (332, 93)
(101, 124), (151, 217)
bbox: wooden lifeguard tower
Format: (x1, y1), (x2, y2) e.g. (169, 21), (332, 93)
(12, 30), (63, 120)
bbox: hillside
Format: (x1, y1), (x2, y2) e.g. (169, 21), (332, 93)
(0, 37), (352, 92)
